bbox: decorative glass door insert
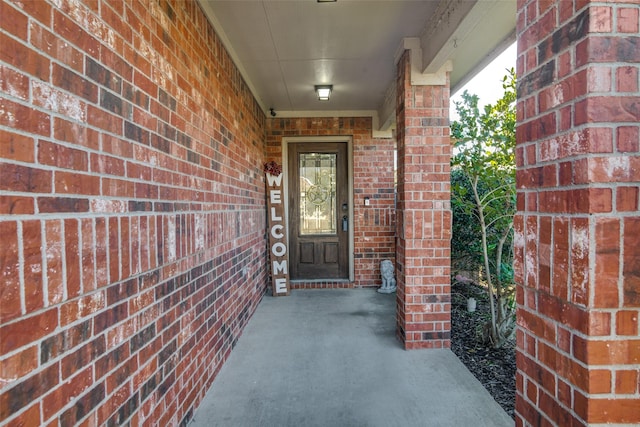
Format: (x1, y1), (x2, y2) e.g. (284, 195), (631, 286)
(299, 153), (337, 235)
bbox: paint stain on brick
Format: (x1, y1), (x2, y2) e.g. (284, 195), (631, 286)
(33, 81), (86, 122)
(167, 216), (176, 262)
(91, 199), (127, 213)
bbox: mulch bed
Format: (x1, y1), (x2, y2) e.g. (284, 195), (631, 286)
(450, 280), (516, 419)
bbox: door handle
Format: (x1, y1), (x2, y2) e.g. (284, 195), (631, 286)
(342, 215), (348, 232)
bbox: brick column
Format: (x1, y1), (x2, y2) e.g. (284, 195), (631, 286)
(515, 1), (640, 425)
(395, 51), (452, 349)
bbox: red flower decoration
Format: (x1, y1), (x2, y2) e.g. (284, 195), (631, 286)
(264, 161), (282, 177)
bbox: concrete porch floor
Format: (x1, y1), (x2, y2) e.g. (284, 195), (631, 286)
(190, 289), (513, 427)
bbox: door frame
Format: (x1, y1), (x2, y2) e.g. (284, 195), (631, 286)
(282, 136), (354, 282)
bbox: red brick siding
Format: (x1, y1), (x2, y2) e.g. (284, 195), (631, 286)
(395, 51), (452, 350)
(353, 130), (396, 286)
(265, 117), (396, 288)
(0, 1), (267, 425)
(516, 0), (640, 425)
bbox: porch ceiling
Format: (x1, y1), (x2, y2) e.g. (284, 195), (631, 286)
(198, 0), (516, 131)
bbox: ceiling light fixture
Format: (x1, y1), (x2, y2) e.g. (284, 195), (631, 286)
(315, 85), (332, 101)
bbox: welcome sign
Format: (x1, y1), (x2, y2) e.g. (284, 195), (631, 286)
(264, 162), (290, 296)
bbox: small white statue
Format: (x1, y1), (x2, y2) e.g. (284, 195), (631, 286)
(378, 260), (396, 294)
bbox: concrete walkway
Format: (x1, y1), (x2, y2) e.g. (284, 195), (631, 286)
(191, 289), (513, 427)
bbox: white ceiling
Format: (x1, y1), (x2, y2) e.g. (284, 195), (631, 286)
(199, 0), (516, 129)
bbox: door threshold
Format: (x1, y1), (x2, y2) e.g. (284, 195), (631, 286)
(290, 279), (351, 283)
(289, 279), (354, 290)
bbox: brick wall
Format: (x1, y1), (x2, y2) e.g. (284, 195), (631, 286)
(0, 0), (267, 425)
(265, 117), (396, 288)
(395, 51), (452, 350)
(515, 0), (640, 424)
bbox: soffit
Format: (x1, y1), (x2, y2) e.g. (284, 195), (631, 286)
(198, 0), (516, 125)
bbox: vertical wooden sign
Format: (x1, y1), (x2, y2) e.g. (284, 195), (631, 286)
(264, 162), (290, 296)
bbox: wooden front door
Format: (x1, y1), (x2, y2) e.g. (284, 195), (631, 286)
(288, 142), (349, 280)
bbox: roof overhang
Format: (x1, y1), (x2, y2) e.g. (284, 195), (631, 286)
(198, 0), (516, 137)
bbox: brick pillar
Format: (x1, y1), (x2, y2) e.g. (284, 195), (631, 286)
(395, 51), (452, 349)
(515, 1), (640, 425)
